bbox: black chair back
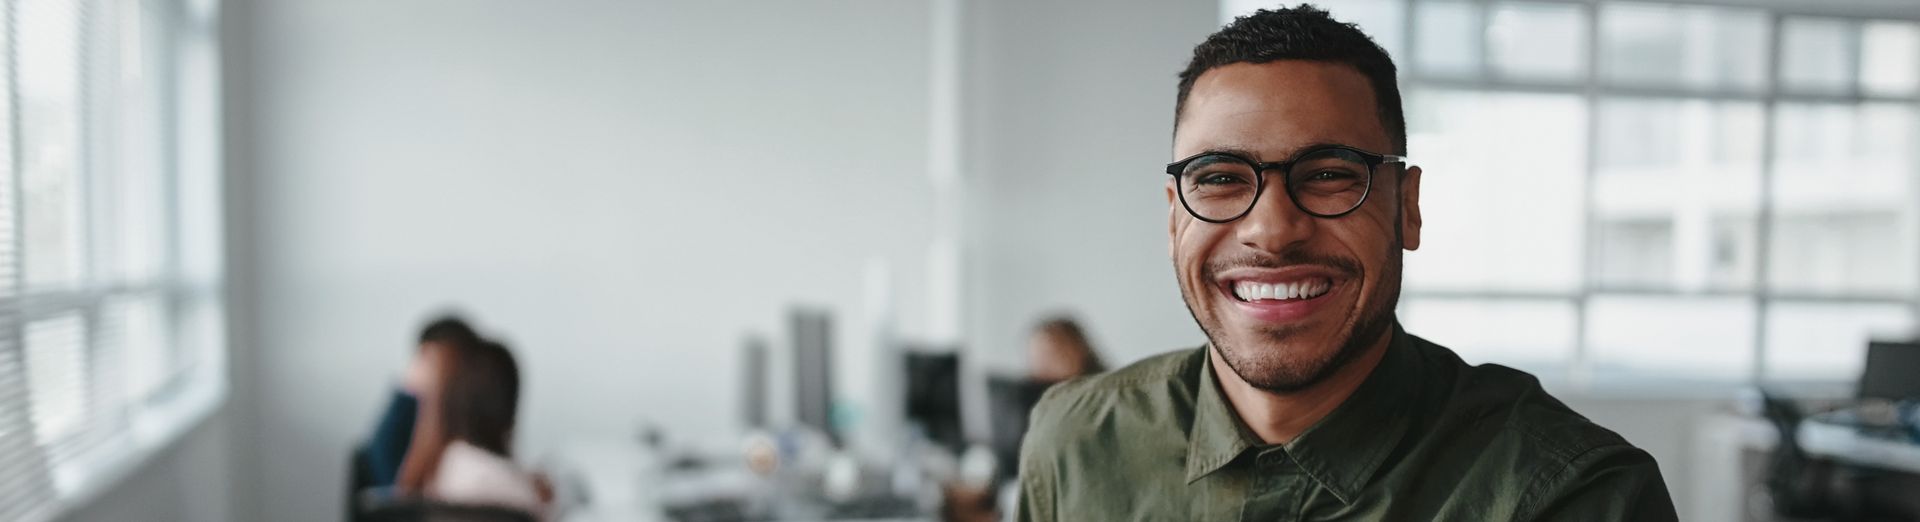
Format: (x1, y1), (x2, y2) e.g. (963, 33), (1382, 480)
(358, 499), (537, 522)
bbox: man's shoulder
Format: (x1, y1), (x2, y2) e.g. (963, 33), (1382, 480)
(1409, 334), (1634, 452)
(1410, 334), (1666, 512)
(1046, 347), (1200, 400)
(1022, 347), (1203, 456)
(1413, 332), (1681, 514)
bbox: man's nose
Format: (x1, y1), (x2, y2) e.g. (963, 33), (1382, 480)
(1233, 178), (1317, 253)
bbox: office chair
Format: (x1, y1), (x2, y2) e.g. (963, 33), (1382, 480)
(350, 443), (538, 522)
(1757, 391), (1860, 521)
(350, 444), (377, 522)
(356, 500), (538, 522)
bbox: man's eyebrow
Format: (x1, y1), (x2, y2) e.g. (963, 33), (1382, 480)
(1198, 141), (1355, 163)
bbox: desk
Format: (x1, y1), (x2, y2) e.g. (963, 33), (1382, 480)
(1798, 412), (1920, 474)
(1694, 409), (1920, 522)
(544, 438), (936, 522)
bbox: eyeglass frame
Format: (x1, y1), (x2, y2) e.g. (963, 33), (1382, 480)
(1164, 144), (1411, 223)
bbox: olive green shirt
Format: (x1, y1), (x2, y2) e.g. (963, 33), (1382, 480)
(1016, 325), (1677, 521)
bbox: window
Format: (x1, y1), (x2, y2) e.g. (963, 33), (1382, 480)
(0, 0), (225, 518)
(1224, 0), (1920, 388)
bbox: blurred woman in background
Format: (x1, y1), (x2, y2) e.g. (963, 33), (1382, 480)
(398, 338), (549, 519)
(1027, 315), (1106, 384)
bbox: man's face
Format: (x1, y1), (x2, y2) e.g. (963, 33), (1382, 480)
(1169, 61), (1422, 392)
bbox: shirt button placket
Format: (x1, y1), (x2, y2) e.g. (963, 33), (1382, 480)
(1241, 449), (1302, 522)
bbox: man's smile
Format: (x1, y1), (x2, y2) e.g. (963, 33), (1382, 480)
(1214, 265), (1349, 324)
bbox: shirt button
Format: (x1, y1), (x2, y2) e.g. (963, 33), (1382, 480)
(1256, 450), (1286, 467)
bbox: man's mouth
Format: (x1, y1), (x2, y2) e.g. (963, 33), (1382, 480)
(1213, 268), (1346, 324)
(1230, 278), (1332, 302)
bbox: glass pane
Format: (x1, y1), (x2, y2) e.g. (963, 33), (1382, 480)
(1399, 298), (1576, 375)
(0, 0), (15, 296)
(1415, 0), (1482, 76)
(177, 24), (223, 286)
(1404, 90), (1585, 291)
(1594, 99), (1764, 290)
(1586, 296), (1755, 381)
(174, 293), (224, 377)
(104, 1), (165, 286)
(19, 0), (86, 289)
(1763, 302), (1913, 382)
(1768, 103), (1919, 295)
(1488, 2), (1586, 81)
(1599, 3), (1767, 91)
(1860, 21), (1920, 96)
(102, 295), (169, 402)
(24, 313), (87, 443)
(1780, 18), (1857, 95)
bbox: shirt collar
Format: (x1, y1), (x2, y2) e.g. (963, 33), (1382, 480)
(1183, 323), (1422, 505)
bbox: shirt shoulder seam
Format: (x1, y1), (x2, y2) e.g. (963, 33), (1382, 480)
(1514, 437), (1641, 517)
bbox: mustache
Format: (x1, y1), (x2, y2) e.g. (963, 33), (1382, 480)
(1203, 246), (1362, 279)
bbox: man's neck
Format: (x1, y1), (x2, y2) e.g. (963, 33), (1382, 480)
(1209, 329), (1392, 445)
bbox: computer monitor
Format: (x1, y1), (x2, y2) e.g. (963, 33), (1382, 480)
(1860, 340), (1920, 402)
(986, 375), (1053, 482)
(741, 335), (769, 430)
(903, 350), (964, 453)
(792, 307), (836, 444)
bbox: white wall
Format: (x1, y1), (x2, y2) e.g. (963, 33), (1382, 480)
(227, 0), (937, 519)
(961, 0), (1218, 371)
(55, 409), (240, 522)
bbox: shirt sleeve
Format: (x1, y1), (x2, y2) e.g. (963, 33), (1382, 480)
(1526, 445), (1679, 522)
(365, 388), (419, 487)
(1015, 386), (1072, 522)
(1014, 459), (1055, 522)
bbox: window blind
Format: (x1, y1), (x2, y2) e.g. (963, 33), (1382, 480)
(0, 0), (224, 519)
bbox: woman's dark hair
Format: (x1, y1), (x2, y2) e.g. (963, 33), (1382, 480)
(438, 339), (521, 457)
(1035, 315), (1106, 374)
(418, 315), (480, 349)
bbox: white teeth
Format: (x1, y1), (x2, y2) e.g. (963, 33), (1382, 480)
(1233, 278), (1332, 302)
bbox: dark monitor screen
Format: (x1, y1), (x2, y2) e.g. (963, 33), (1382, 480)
(792, 308), (835, 444)
(903, 351), (964, 453)
(741, 335), (769, 430)
(1860, 340), (1920, 402)
(986, 376), (1053, 481)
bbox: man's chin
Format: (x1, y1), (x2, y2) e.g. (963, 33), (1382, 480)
(1214, 332), (1344, 383)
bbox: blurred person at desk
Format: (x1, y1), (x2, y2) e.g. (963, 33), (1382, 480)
(398, 338), (554, 519)
(945, 315), (1111, 522)
(1015, 5), (1675, 521)
(360, 317), (482, 488)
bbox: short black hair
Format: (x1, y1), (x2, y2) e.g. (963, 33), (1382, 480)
(1175, 4), (1405, 154)
(418, 315), (479, 349)
(440, 339), (520, 457)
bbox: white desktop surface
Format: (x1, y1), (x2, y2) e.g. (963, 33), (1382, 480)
(1798, 415), (1920, 474)
(545, 438), (935, 522)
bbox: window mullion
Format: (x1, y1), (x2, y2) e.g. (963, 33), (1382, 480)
(1753, 12), (1786, 384)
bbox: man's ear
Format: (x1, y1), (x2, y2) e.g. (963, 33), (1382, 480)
(1166, 180), (1180, 258)
(1399, 166), (1422, 251)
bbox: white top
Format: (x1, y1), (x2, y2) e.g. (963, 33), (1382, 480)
(428, 440), (547, 519)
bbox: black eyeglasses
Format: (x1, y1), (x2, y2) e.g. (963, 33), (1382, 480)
(1165, 144), (1409, 223)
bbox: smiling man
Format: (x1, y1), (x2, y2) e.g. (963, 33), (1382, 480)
(1015, 6), (1676, 521)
